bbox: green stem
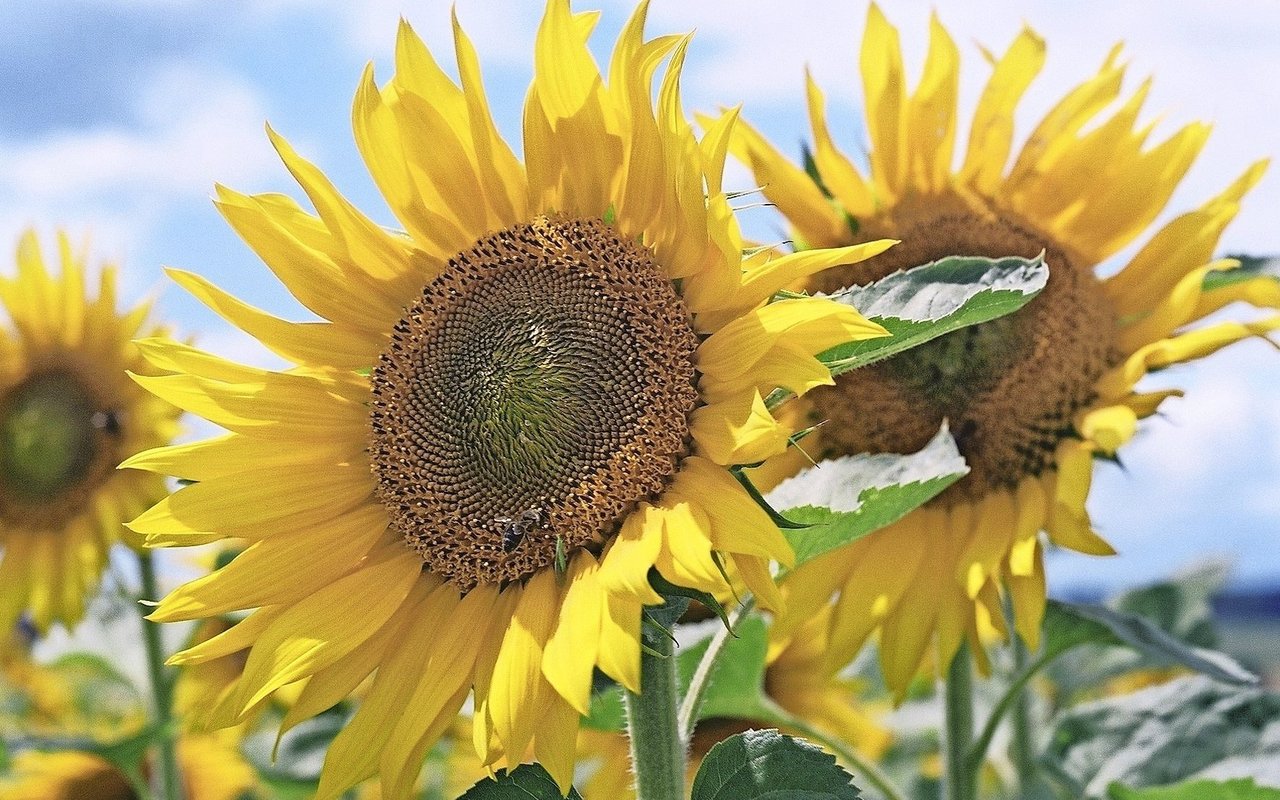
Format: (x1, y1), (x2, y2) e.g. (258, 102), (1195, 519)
(625, 628), (685, 800)
(966, 648), (1059, 776)
(1008, 634), (1037, 789)
(677, 598), (754, 744)
(138, 551), (182, 800)
(763, 701), (908, 800)
(944, 643), (976, 800)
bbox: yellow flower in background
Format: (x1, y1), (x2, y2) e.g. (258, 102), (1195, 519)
(123, 1), (891, 795)
(736, 4), (1277, 695)
(0, 231), (178, 642)
(0, 735), (260, 800)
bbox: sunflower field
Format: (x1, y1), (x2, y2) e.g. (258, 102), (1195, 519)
(2, 2), (1279, 799)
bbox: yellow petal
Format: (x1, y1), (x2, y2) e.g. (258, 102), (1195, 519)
(232, 550), (423, 715)
(961, 26), (1045, 193)
(905, 13), (960, 193)
(861, 3), (907, 199)
(598, 505), (665, 605)
(690, 389), (791, 466)
(1077, 405), (1138, 455)
(487, 567), (559, 759)
(805, 70), (875, 218)
(543, 553), (604, 714)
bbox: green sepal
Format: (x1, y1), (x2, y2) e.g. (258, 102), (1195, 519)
(730, 465), (809, 530)
(1203, 254), (1280, 291)
(648, 570), (731, 630)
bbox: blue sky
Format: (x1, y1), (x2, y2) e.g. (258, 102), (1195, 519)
(2, 0), (1278, 595)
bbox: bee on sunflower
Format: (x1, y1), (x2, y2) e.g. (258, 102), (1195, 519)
(122, 1), (894, 795)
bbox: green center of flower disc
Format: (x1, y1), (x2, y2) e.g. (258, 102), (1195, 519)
(0, 371), (102, 503)
(807, 210), (1118, 503)
(370, 216), (699, 590)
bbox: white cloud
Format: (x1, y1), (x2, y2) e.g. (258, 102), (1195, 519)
(0, 63), (275, 282)
(645, 0), (1280, 255)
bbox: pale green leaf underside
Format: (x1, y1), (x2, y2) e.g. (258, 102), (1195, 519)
(767, 425), (968, 569)
(820, 253), (1048, 377)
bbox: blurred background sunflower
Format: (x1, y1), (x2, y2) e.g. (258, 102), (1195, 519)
(0, 230), (178, 642)
(734, 4), (1278, 695)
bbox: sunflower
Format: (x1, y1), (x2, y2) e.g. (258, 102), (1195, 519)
(0, 231), (177, 642)
(123, 2), (891, 795)
(735, 4), (1277, 695)
(0, 736), (260, 800)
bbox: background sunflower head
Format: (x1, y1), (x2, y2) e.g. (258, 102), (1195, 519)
(0, 229), (179, 642)
(736, 3), (1278, 696)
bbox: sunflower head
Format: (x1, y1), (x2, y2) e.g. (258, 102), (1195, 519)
(369, 215), (700, 590)
(126, 1), (892, 795)
(737, 4), (1276, 695)
(0, 230), (178, 640)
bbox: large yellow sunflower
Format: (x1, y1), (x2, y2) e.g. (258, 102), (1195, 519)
(736, 4), (1277, 695)
(123, 2), (891, 795)
(0, 231), (177, 642)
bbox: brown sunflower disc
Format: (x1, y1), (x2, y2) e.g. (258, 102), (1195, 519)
(807, 206), (1119, 505)
(0, 367), (124, 527)
(369, 216), (699, 590)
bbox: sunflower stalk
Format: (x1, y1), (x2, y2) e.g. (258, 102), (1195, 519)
(1009, 633), (1038, 790)
(625, 607), (686, 800)
(944, 643), (977, 800)
(138, 551), (183, 800)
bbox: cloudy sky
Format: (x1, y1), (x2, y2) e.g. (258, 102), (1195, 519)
(2, 0), (1278, 595)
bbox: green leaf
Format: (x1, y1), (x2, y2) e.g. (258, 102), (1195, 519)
(819, 253), (1048, 377)
(1109, 778), (1280, 800)
(460, 763), (584, 799)
(649, 570), (729, 628)
(581, 671), (627, 733)
(1049, 562), (1231, 696)
(1043, 601), (1257, 687)
(691, 729), (862, 800)
(1043, 675), (1280, 798)
(1203, 255), (1280, 292)
(767, 425), (968, 568)
(677, 616), (775, 725)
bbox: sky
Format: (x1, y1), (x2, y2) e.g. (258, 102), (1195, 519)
(1, 0), (1278, 596)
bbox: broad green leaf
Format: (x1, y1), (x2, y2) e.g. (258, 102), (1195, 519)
(1112, 561), (1228, 649)
(1044, 675), (1280, 798)
(1043, 601), (1257, 687)
(767, 425), (968, 568)
(819, 254), (1047, 376)
(678, 616), (774, 725)
(1109, 778), (1280, 800)
(1050, 563), (1230, 696)
(582, 672), (626, 733)
(691, 729), (862, 800)
(460, 763), (584, 799)
(1203, 255), (1280, 292)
